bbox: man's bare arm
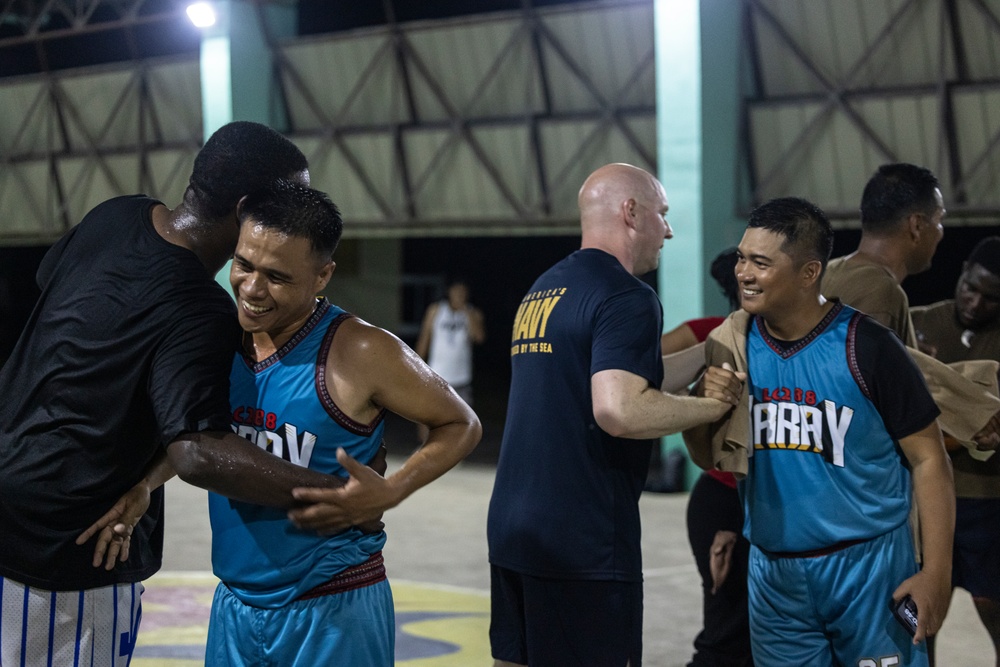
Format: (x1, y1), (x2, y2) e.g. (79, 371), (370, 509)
(167, 430), (351, 507)
(893, 420), (955, 644)
(79, 437), (388, 568)
(661, 342), (707, 393)
(468, 307), (486, 344)
(591, 366), (742, 440)
(288, 320), (481, 533)
(414, 302), (438, 360)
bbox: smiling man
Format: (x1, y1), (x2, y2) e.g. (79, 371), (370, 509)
(201, 179), (481, 666)
(0, 121), (371, 667)
(704, 197), (954, 667)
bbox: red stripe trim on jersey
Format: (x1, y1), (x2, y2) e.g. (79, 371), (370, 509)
(315, 313), (386, 436)
(296, 552), (386, 600)
(755, 301), (844, 358)
(846, 311), (872, 401)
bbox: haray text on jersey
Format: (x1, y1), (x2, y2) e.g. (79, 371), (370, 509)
(750, 394), (855, 467)
(232, 405), (317, 467)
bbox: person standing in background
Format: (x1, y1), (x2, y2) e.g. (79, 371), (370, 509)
(416, 279), (485, 407)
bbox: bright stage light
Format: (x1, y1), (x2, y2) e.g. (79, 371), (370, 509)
(186, 2), (217, 28)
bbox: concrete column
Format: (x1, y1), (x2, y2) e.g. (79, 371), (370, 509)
(655, 0), (703, 330)
(654, 0), (742, 487)
(700, 0), (745, 314)
(195, 0), (294, 288)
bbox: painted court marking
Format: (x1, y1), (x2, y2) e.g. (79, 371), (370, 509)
(132, 572), (491, 667)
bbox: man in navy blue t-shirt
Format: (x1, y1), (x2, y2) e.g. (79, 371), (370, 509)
(487, 163), (743, 667)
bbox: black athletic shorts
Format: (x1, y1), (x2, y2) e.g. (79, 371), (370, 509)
(489, 564), (643, 666)
(953, 497), (1000, 600)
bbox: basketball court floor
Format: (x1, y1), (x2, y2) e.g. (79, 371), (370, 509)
(134, 457), (995, 666)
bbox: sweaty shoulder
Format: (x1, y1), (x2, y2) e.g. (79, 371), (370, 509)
(326, 316), (406, 368)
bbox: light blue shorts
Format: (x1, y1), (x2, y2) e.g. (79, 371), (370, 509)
(748, 521), (927, 667)
(205, 578), (394, 666)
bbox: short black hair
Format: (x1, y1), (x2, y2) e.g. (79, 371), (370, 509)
(187, 121), (308, 222)
(859, 163), (941, 234)
(238, 180), (343, 260)
(709, 247), (740, 311)
(967, 236), (1000, 277)
(747, 197), (834, 270)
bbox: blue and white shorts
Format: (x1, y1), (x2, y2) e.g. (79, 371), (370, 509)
(0, 576), (143, 667)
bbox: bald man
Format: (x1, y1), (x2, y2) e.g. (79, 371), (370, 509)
(486, 163), (742, 667)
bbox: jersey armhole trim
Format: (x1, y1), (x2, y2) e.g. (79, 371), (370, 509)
(846, 311), (872, 401)
(315, 312), (386, 436)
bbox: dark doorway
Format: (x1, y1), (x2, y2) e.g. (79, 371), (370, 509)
(391, 234), (582, 464)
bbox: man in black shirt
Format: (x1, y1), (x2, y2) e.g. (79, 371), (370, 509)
(0, 121), (368, 666)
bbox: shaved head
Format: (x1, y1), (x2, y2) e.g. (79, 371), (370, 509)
(577, 163), (671, 275)
(578, 163), (661, 231)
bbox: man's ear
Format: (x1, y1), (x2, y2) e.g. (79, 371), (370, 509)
(623, 198), (639, 230)
(315, 260), (336, 292)
(799, 259), (823, 288)
(905, 213), (923, 242)
(235, 194), (250, 221)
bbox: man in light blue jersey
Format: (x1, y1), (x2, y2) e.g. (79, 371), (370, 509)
(204, 179), (481, 665)
(88, 179), (481, 665)
(700, 197), (954, 666)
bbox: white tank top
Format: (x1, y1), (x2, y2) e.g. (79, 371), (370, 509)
(428, 301), (473, 386)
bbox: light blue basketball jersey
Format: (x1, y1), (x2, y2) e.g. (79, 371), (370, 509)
(210, 298), (387, 608)
(742, 303), (911, 553)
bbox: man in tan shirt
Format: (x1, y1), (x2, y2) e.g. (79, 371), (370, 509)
(912, 237), (1000, 666)
(822, 162), (945, 347)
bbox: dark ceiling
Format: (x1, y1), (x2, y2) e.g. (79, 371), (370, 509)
(0, 0), (587, 78)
